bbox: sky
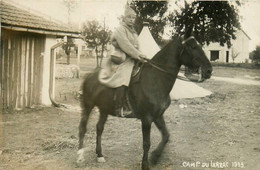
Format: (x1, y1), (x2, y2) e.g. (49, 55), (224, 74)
(7, 0), (260, 51)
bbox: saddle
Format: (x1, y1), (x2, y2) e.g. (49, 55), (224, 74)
(130, 61), (144, 84)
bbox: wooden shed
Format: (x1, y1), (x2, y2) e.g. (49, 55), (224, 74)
(1, 1), (79, 110)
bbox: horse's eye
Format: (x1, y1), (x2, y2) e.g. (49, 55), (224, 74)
(191, 44), (196, 48)
(186, 41), (196, 49)
(190, 42), (197, 48)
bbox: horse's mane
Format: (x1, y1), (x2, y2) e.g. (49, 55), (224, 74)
(151, 36), (181, 62)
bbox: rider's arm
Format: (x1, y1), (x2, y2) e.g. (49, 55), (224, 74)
(113, 26), (142, 60)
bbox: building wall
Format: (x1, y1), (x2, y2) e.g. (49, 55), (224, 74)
(203, 43), (229, 63)
(1, 29), (45, 110)
(231, 31), (250, 63)
(41, 35), (57, 105)
(203, 30), (250, 63)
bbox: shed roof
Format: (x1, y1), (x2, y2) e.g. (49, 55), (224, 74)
(241, 30), (251, 40)
(0, 1), (80, 37)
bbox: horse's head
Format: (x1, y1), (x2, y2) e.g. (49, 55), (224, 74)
(179, 28), (212, 81)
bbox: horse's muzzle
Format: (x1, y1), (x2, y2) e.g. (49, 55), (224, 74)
(201, 66), (212, 80)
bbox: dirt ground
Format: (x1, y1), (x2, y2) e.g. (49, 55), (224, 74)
(1, 61), (260, 170)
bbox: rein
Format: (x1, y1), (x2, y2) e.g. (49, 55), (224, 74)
(141, 58), (197, 82)
(141, 58), (175, 75)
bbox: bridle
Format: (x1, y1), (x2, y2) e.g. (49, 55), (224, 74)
(180, 36), (200, 58)
(142, 36), (199, 76)
(180, 36), (201, 68)
(181, 36), (198, 45)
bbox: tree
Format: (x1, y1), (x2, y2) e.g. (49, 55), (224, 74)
(250, 45), (260, 64)
(62, 37), (75, 65)
(129, 1), (168, 44)
(63, 0), (78, 25)
(168, 1), (241, 48)
(81, 20), (111, 67)
(231, 48), (239, 63)
(62, 0), (77, 64)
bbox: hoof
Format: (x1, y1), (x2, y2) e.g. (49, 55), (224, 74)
(142, 164), (150, 170)
(150, 151), (160, 165)
(76, 149), (85, 165)
(97, 156), (106, 163)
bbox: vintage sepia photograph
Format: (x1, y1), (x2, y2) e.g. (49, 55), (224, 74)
(1, 0), (260, 169)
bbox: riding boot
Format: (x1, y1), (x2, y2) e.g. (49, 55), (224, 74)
(114, 86), (126, 117)
(123, 91), (136, 118)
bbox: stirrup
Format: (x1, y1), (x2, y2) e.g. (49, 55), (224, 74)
(123, 110), (136, 118)
(115, 107), (124, 117)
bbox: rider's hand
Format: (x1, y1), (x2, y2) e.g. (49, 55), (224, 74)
(139, 54), (148, 62)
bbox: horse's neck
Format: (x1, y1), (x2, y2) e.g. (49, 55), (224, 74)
(148, 39), (182, 93)
(152, 40), (181, 74)
(152, 39), (181, 76)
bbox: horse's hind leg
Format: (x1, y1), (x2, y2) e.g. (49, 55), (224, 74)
(96, 110), (108, 163)
(77, 105), (93, 165)
(150, 115), (170, 165)
(78, 105), (93, 149)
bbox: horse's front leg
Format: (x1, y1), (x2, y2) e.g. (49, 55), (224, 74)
(96, 111), (108, 163)
(141, 119), (152, 170)
(150, 115), (170, 165)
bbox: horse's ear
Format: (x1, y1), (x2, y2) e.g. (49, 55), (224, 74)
(184, 25), (193, 39)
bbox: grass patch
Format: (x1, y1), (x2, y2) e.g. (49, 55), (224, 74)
(41, 136), (78, 152)
(211, 62), (260, 69)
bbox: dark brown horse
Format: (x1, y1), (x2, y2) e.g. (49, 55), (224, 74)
(77, 30), (212, 170)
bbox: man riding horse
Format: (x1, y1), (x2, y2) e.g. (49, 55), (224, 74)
(99, 5), (147, 117)
(77, 4), (212, 170)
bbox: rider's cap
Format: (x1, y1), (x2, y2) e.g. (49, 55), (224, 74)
(124, 4), (136, 17)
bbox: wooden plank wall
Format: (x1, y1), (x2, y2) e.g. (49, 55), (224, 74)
(1, 29), (46, 110)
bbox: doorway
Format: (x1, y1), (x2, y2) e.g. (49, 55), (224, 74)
(226, 51), (229, 63)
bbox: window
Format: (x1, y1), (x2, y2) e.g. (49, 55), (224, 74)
(210, 51), (219, 61)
